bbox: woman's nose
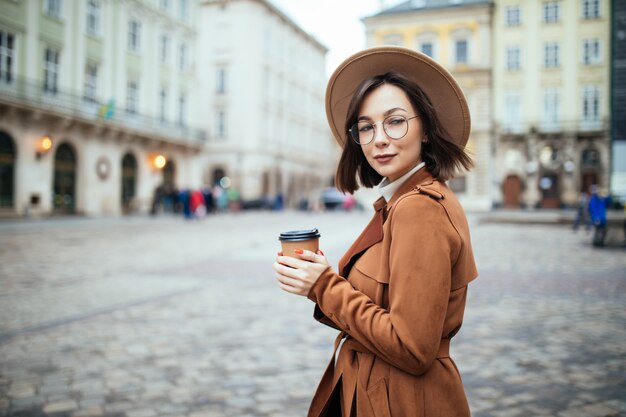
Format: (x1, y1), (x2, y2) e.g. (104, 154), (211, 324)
(372, 123), (389, 146)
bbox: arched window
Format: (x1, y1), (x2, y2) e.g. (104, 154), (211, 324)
(0, 131), (16, 208)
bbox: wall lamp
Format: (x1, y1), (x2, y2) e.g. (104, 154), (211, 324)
(153, 154), (167, 170)
(36, 135), (53, 160)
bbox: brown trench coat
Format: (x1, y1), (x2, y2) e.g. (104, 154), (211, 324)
(306, 168), (478, 417)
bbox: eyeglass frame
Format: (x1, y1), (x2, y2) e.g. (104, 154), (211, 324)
(348, 115), (420, 145)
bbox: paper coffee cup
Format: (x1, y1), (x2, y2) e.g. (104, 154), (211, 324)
(279, 228), (320, 257)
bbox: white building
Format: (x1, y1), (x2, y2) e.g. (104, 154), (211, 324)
(198, 0), (336, 207)
(0, 0), (206, 216)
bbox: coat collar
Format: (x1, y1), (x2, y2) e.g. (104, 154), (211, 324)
(338, 168), (436, 276)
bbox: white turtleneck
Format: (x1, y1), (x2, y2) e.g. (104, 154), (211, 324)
(378, 161), (426, 202)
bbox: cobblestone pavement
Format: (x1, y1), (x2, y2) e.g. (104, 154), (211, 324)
(0, 210), (625, 417)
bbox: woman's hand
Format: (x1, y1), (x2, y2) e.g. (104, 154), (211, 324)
(274, 249), (330, 297)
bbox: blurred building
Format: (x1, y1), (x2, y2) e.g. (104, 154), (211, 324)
(0, 0), (205, 216)
(493, 0), (611, 208)
(363, 0), (494, 211)
(198, 0), (336, 208)
(0, 0), (336, 216)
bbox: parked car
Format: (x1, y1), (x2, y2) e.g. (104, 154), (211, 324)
(320, 187), (349, 210)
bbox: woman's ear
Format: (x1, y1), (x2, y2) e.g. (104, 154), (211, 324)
(422, 134), (428, 143)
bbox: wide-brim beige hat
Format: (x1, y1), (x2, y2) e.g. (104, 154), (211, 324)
(325, 45), (471, 149)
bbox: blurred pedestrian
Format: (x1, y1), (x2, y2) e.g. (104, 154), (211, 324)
(202, 186), (215, 214)
(190, 189), (206, 219)
(273, 46), (477, 417)
(227, 187), (241, 212)
(273, 192), (284, 211)
(179, 188), (191, 219)
(572, 190), (591, 232)
(214, 185), (228, 212)
(588, 185), (611, 247)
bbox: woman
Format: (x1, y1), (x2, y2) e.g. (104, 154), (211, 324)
(274, 46), (478, 417)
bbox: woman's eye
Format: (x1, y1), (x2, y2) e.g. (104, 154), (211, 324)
(387, 117), (404, 125)
(358, 124), (373, 132)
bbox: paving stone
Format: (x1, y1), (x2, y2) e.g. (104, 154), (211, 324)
(0, 213), (624, 417)
(42, 399), (79, 413)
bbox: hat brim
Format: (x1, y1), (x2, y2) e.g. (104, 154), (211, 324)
(325, 46), (471, 149)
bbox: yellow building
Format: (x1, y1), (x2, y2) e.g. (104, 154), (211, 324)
(363, 0), (494, 211)
(494, 0), (611, 208)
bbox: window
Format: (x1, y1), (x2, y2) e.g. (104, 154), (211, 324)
(128, 20), (141, 52)
(178, 93), (186, 126)
(542, 88), (560, 129)
(215, 111), (226, 139)
(582, 0), (600, 19)
(505, 5), (522, 26)
(44, 48), (59, 93)
(179, 0), (189, 20)
(543, 1), (560, 23)
(84, 62), (98, 102)
(0, 31), (15, 83)
(126, 79), (139, 114)
(421, 42), (433, 57)
(44, 0), (62, 18)
(504, 92), (522, 131)
(159, 88), (167, 121)
(583, 38), (601, 65)
(179, 43), (187, 71)
(506, 46), (520, 70)
(582, 85), (600, 123)
(160, 34), (169, 64)
(86, 0), (101, 36)
(455, 39), (468, 64)
(216, 67), (226, 94)
(544, 42), (560, 67)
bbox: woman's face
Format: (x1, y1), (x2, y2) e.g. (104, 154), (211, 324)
(357, 84), (425, 182)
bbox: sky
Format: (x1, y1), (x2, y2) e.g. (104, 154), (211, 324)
(268, 0), (385, 75)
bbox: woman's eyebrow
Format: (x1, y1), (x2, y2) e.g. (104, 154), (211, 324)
(357, 107), (408, 121)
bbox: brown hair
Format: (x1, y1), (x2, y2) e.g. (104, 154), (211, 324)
(335, 71), (473, 194)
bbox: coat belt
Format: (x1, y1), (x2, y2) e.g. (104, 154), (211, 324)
(307, 332), (452, 417)
(342, 335), (451, 359)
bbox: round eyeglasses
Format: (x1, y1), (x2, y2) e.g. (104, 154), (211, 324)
(348, 115), (419, 145)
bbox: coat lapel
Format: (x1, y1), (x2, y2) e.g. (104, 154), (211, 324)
(338, 196), (386, 276)
(337, 169), (435, 277)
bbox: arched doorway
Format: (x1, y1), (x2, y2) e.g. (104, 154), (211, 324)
(581, 147), (601, 193)
(121, 153), (137, 212)
(539, 172), (560, 208)
(502, 175), (522, 208)
(0, 131), (16, 208)
(53, 143), (77, 213)
(212, 167), (226, 186)
(163, 159), (175, 189)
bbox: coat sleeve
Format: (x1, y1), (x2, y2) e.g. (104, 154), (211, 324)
(307, 195), (460, 376)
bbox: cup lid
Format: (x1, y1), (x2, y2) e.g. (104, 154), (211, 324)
(279, 228), (321, 241)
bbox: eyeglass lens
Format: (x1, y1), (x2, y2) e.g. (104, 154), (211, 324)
(350, 115), (409, 144)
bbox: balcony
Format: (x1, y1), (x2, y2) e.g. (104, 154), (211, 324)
(497, 118), (609, 138)
(0, 77), (207, 147)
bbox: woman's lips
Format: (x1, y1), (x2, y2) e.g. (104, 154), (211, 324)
(374, 154), (396, 163)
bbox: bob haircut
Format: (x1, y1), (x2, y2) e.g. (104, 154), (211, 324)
(335, 71), (473, 194)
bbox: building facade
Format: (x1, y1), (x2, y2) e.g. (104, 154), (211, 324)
(363, 0), (494, 211)
(198, 0), (336, 208)
(0, 0), (206, 216)
(493, 0), (611, 208)
(0, 0), (335, 216)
